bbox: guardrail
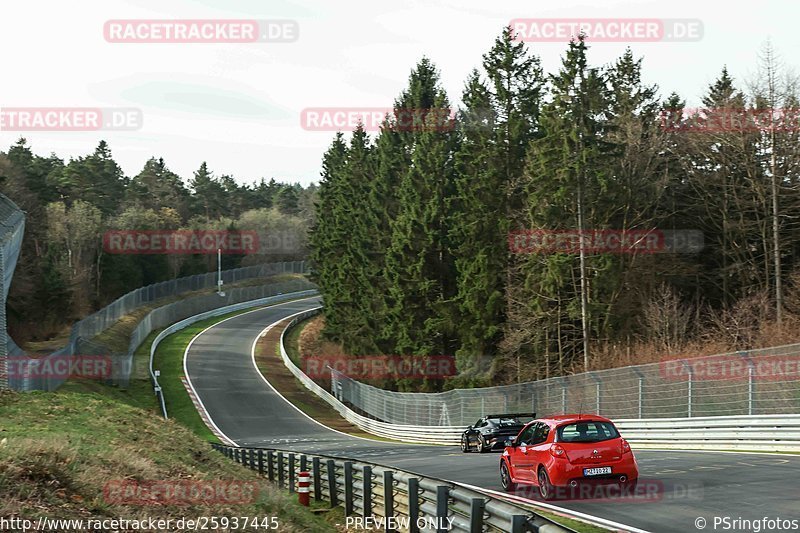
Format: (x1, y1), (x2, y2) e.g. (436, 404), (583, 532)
(211, 443), (574, 533)
(148, 289), (319, 418)
(278, 308), (464, 445)
(614, 415), (800, 452)
(279, 310), (800, 452)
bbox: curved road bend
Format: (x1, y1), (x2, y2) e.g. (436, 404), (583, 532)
(183, 297), (800, 533)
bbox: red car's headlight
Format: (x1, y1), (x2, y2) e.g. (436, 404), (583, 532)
(550, 444), (566, 458)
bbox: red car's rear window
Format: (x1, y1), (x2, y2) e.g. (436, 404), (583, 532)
(556, 421), (619, 443)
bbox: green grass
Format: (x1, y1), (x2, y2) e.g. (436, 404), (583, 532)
(0, 391), (339, 531)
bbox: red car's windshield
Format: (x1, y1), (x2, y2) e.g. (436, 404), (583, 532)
(556, 421), (620, 443)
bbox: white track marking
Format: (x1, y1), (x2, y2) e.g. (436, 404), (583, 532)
(248, 307), (412, 445)
(181, 297), (319, 448)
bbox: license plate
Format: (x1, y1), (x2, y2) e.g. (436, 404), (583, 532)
(583, 467), (612, 476)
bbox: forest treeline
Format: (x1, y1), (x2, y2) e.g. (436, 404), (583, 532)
(0, 140), (316, 344)
(309, 29), (800, 389)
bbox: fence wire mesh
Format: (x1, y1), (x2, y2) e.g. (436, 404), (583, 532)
(331, 343), (800, 425)
(0, 194), (25, 390)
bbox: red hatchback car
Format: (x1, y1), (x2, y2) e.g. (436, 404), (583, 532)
(500, 415), (639, 500)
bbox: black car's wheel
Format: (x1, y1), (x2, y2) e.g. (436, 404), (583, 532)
(500, 461), (517, 492)
(538, 467), (555, 500)
(477, 435), (488, 453)
(460, 434), (471, 453)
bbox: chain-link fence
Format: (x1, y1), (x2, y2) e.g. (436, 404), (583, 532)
(4, 259), (310, 391)
(331, 343), (800, 425)
(0, 194), (25, 390)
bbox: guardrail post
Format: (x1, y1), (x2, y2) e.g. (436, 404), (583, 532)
(408, 478), (420, 533)
(267, 451), (275, 482)
(234, 448), (241, 463)
(383, 471), (394, 532)
(363, 465), (372, 518)
(258, 450), (264, 476)
(511, 515), (528, 533)
(288, 454), (296, 493)
(436, 486), (450, 533)
(327, 459), (338, 506)
(249, 449), (256, 470)
(300, 454), (308, 473)
(313, 457), (322, 501)
(277, 452), (285, 488)
(344, 461), (354, 516)
(468, 498), (485, 533)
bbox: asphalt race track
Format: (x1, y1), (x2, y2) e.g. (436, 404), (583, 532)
(183, 297), (800, 533)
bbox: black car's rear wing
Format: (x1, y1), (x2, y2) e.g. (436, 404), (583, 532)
(486, 413), (536, 420)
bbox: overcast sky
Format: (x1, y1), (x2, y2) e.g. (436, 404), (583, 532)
(1, 0), (796, 187)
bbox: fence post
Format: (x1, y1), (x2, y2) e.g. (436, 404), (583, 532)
(267, 451), (275, 482)
(468, 498), (485, 533)
(383, 471), (394, 532)
(362, 465), (372, 518)
(344, 462), (354, 516)
(681, 360), (693, 417)
(436, 486), (450, 533)
(277, 452), (285, 488)
(326, 459), (338, 507)
(300, 454), (308, 473)
(589, 373), (602, 414)
(741, 353), (755, 416)
(249, 449), (256, 470)
(408, 478), (420, 533)
(288, 454), (296, 493)
(313, 457), (322, 501)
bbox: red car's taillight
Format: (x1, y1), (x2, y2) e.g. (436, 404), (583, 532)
(621, 439), (632, 454)
(550, 444), (566, 458)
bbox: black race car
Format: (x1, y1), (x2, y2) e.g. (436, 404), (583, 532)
(460, 413), (535, 453)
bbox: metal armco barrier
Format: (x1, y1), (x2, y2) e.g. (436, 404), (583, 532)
(278, 310), (800, 452)
(211, 443), (574, 533)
